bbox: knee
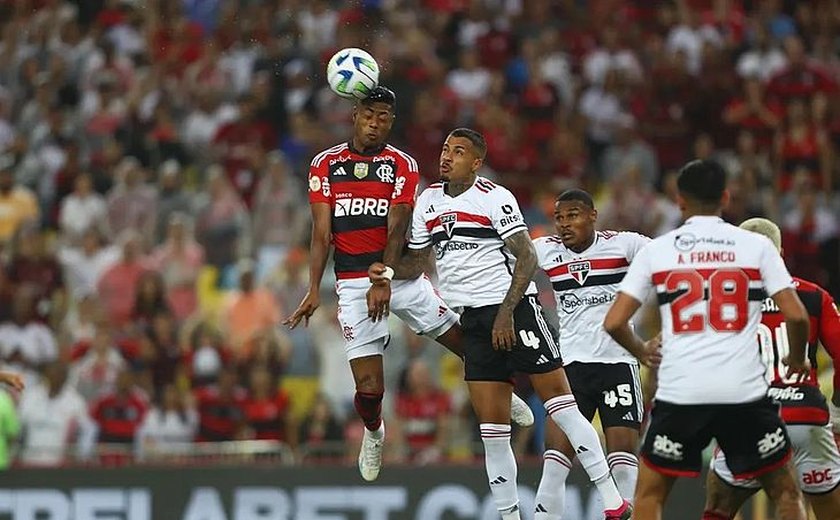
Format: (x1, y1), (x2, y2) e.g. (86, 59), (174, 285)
(355, 373), (383, 394)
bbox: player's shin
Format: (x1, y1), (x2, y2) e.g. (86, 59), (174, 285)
(534, 449), (572, 520)
(607, 451), (639, 502)
(480, 423), (521, 519)
(544, 395), (624, 510)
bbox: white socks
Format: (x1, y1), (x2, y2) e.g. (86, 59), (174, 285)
(480, 423), (520, 518)
(544, 395), (623, 510)
(534, 449), (572, 520)
(607, 452), (639, 502)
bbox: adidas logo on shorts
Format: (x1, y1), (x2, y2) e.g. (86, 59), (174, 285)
(536, 355), (549, 365)
(622, 411), (635, 421)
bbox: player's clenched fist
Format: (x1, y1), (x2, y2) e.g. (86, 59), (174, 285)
(368, 262), (390, 286)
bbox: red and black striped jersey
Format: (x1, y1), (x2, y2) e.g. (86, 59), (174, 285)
(759, 277), (840, 425)
(309, 142), (420, 279)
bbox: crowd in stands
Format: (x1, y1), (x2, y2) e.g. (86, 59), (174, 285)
(0, 0), (838, 467)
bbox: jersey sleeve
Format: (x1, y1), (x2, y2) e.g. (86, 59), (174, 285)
(618, 243), (653, 303)
(818, 289), (840, 380)
(532, 237), (552, 270)
(758, 237), (795, 297)
(623, 232), (652, 261)
(490, 188), (529, 240)
(408, 191), (432, 250)
(391, 154), (420, 207)
(308, 158), (331, 205)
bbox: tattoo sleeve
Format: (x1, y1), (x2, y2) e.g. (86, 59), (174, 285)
(382, 204), (413, 268)
(499, 230), (538, 313)
(392, 246), (432, 280)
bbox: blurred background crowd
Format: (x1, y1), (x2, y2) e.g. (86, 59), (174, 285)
(0, 0), (838, 468)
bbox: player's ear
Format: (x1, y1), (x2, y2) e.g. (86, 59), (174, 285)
(472, 157), (483, 172)
(720, 189), (731, 210)
(591, 208), (598, 223)
(676, 193), (687, 212)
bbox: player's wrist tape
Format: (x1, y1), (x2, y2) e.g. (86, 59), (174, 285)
(382, 266), (395, 281)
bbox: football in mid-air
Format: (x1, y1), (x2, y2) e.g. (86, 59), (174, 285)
(326, 48), (380, 100)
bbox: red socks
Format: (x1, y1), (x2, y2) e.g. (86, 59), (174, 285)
(354, 391), (383, 431)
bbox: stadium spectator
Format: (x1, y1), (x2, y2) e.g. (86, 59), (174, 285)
(58, 173), (107, 243)
(767, 36), (838, 102)
(154, 161), (193, 244)
(223, 260), (281, 356)
(18, 362), (97, 466)
(97, 231), (149, 328)
(148, 215), (203, 321)
(194, 165), (249, 277)
(105, 157), (157, 247)
(187, 322), (231, 389)
(68, 326), (126, 404)
(135, 383), (198, 459)
(600, 114), (659, 187)
(7, 226), (65, 323)
(90, 369), (148, 444)
(242, 365), (294, 444)
(58, 227), (120, 300)
(393, 359), (450, 464)
(299, 394), (345, 460)
(194, 367), (247, 442)
(131, 271), (170, 332)
(0, 288), (58, 369)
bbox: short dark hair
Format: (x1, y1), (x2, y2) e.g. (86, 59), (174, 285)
(360, 85), (396, 110)
(556, 189), (595, 209)
(448, 127), (487, 158)
(677, 159), (727, 203)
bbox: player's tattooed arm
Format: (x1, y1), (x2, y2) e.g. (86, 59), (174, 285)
(367, 246), (430, 321)
(492, 230), (538, 350)
(368, 246), (430, 284)
(499, 230), (538, 312)
(382, 204), (413, 269)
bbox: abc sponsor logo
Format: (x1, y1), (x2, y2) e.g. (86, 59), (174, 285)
(802, 468), (834, 486)
(652, 435), (684, 460)
(757, 427), (787, 457)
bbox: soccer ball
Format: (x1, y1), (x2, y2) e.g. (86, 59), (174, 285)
(326, 48), (380, 100)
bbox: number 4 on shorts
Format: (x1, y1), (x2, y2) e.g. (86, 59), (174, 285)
(518, 330), (540, 349)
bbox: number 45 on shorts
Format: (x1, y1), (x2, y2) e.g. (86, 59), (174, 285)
(604, 384), (634, 408)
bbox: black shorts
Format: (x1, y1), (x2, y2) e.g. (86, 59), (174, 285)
(565, 362), (643, 430)
(641, 398), (792, 479)
(460, 295), (563, 382)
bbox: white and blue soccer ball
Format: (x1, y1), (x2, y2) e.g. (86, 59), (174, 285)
(326, 47), (380, 100)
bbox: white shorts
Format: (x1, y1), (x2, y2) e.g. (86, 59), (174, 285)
(712, 423), (840, 494)
(336, 275), (460, 361)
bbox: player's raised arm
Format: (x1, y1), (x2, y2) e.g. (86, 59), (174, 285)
(284, 164), (333, 329)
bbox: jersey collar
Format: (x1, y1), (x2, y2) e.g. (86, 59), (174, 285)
(685, 215), (724, 225)
(347, 141), (386, 157)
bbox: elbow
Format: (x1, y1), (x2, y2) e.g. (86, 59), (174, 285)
(602, 315), (621, 337)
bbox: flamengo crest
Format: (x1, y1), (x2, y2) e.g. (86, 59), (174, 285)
(439, 213), (457, 238)
(568, 261), (591, 285)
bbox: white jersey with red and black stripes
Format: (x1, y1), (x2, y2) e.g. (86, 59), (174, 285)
(535, 230), (650, 365)
(619, 216), (796, 405)
(409, 176), (537, 309)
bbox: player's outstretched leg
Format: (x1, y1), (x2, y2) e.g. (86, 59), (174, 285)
(435, 325), (535, 426)
(469, 381), (522, 520)
(634, 463), (676, 520)
(351, 354), (386, 481)
(530, 369), (630, 520)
